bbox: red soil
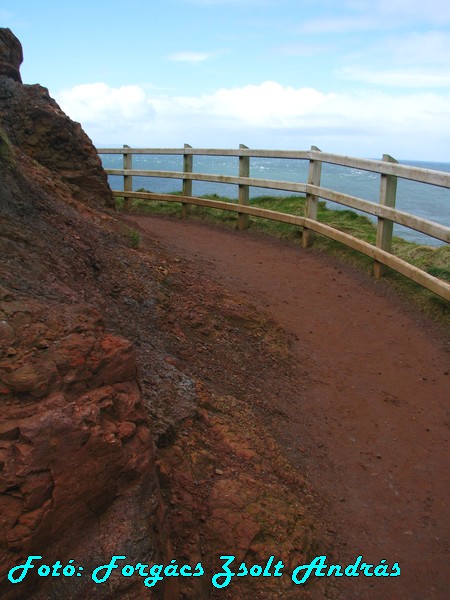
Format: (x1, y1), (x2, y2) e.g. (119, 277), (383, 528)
(127, 214), (449, 600)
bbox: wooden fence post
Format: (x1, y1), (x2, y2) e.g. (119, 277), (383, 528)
(238, 144), (250, 230)
(374, 154), (398, 279)
(182, 143), (193, 218)
(123, 145), (132, 211)
(302, 145), (322, 248)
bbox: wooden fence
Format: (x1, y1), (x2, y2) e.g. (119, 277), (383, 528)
(97, 145), (450, 301)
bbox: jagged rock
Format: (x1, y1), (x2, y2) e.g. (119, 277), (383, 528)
(0, 28), (22, 83)
(0, 301), (168, 599)
(0, 118), (175, 597)
(0, 29), (172, 599)
(0, 28), (114, 209)
(0, 138), (174, 599)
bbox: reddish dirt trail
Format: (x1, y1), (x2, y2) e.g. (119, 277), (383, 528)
(128, 215), (449, 600)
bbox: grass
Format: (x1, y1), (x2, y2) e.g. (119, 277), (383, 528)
(0, 126), (15, 164)
(124, 227), (141, 248)
(115, 190), (449, 322)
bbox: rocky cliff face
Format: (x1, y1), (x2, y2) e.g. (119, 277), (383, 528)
(0, 28), (113, 209)
(0, 295), (165, 599)
(0, 27), (321, 600)
(0, 29), (170, 599)
(0, 28), (22, 82)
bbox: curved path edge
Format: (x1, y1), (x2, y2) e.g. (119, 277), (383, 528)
(127, 215), (449, 600)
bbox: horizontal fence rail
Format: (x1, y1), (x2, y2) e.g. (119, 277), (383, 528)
(97, 145), (450, 301)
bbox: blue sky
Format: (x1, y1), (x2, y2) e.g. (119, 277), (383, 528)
(1, 0), (450, 160)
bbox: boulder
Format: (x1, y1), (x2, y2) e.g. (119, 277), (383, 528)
(0, 28), (22, 83)
(0, 301), (167, 599)
(0, 29), (172, 599)
(0, 28), (114, 209)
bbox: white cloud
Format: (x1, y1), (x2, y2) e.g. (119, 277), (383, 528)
(56, 83), (153, 122)
(54, 81), (450, 159)
(339, 68), (450, 88)
(338, 31), (450, 89)
(200, 82), (328, 124)
(299, 0), (450, 34)
(383, 31), (450, 67)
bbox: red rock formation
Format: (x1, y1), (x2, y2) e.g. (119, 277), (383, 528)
(0, 27), (324, 600)
(0, 28), (171, 599)
(0, 140), (173, 598)
(0, 28), (113, 209)
(0, 300), (167, 599)
(0, 28), (22, 82)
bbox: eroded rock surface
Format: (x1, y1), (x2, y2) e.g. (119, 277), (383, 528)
(0, 28), (22, 82)
(0, 27), (325, 600)
(0, 300), (166, 599)
(0, 27), (171, 599)
(0, 28), (113, 209)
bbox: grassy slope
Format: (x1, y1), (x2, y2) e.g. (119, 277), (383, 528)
(116, 192), (450, 322)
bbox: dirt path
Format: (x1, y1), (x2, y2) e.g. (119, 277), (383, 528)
(127, 215), (449, 600)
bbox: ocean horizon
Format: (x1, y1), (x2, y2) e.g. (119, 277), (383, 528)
(100, 154), (450, 247)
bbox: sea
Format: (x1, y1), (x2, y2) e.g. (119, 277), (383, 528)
(99, 153), (450, 247)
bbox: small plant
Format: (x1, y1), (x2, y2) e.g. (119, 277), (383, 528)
(125, 228), (140, 248)
(115, 196), (124, 210)
(0, 127), (14, 163)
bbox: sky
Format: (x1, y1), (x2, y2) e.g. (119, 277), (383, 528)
(1, 0), (450, 160)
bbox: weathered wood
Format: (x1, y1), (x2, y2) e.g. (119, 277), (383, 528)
(374, 154), (398, 278)
(106, 169), (449, 241)
(110, 189), (450, 302)
(310, 150), (450, 188)
(104, 143), (450, 300)
(98, 147), (186, 155)
(182, 148), (311, 160)
(106, 168), (308, 194)
(307, 185), (449, 243)
(306, 219), (450, 300)
(123, 145), (133, 211)
(108, 169), (183, 179)
(302, 145), (322, 248)
(99, 146), (450, 187)
(99, 147), (311, 160)
(112, 178), (448, 241)
(238, 144), (250, 230)
(182, 143), (193, 218)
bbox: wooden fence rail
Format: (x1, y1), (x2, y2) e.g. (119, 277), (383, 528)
(97, 145), (450, 301)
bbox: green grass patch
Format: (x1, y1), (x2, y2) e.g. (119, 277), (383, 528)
(124, 227), (141, 248)
(0, 126), (15, 164)
(114, 190), (449, 322)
